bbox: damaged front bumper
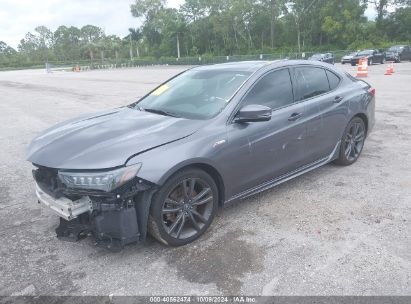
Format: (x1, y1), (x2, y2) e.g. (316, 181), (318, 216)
(36, 183), (92, 221)
(33, 166), (156, 250)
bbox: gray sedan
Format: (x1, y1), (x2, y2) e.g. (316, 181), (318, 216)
(27, 60), (375, 248)
(341, 52), (358, 64)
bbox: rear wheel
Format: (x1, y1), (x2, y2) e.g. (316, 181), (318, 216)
(148, 168), (218, 246)
(334, 117), (366, 166)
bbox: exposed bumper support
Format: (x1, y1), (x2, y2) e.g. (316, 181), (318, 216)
(35, 178), (155, 251)
(36, 183), (92, 221)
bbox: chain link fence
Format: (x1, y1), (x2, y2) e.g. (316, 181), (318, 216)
(1, 50), (354, 72)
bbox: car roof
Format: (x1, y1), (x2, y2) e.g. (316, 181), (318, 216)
(192, 59), (343, 74)
(192, 61), (272, 73)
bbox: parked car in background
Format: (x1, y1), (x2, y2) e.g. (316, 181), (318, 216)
(341, 52), (358, 64)
(351, 49), (385, 66)
(385, 45), (411, 63)
(27, 60), (375, 248)
(308, 53), (334, 64)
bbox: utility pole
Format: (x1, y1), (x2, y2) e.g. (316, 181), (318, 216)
(270, 0), (275, 49)
(177, 33), (181, 59)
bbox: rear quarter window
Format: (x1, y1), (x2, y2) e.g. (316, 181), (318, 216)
(326, 70), (340, 90)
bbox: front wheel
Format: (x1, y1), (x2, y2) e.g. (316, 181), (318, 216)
(334, 117), (366, 166)
(368, 58), (373, 65)
(148, 168), (218, 246)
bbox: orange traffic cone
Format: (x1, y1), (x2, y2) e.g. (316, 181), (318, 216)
(384, 64), (392, 75)
(356, 58), (368, 77)
(390, 62), (395, 74)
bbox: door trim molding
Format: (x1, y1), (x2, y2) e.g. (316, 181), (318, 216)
(225, 141), (340, 204)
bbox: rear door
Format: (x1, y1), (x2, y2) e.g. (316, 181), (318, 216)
(292, 66), (346, 164)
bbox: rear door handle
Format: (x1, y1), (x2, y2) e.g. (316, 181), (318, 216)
(288, 112), (303, 121)
(334, 96), (343, 103)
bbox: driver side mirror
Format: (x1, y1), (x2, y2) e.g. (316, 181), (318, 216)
(234, 104), (272, 123)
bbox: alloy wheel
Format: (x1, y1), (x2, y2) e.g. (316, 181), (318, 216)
(344, 122), (365, 162)
(161, 178), (214, 240)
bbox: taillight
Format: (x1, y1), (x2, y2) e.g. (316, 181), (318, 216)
(368, 88), (375, 96)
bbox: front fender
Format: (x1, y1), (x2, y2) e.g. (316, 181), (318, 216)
(126, 131), (228, 187)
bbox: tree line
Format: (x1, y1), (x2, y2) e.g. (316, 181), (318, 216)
(1, 0), (410, 69)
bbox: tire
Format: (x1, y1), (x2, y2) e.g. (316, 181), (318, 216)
(397, 56), (401, 63)
(381, 57), (385, 64)
(368, 58), (373, 65)
(351, 63), (356, 66)
(334, 117), (366, 166)
(148, 168), (218, 246)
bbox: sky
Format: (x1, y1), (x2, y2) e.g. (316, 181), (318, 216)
(1, 0), (377, 50)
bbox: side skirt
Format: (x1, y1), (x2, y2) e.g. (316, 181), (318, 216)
(225, 141), (341, 205)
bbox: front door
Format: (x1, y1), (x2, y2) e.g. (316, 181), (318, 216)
(225, 68), (306, 196)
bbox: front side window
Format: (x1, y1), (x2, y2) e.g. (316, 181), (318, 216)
(294, 67), (330, 101)
(135, 69), (252, 120)
(358, 50), (374, 56)
(388, 46), (403, 52)
(242, 69), (294, 110)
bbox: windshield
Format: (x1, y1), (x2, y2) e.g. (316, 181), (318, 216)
(358, 50), (374, 56)
(134, 69), (252, 120)
(310, 54), (323, 59)
(388, 46), (403, 52)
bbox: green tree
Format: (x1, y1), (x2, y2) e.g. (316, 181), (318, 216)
(80, 25), (104, 61)
(320, 0), (367, 47)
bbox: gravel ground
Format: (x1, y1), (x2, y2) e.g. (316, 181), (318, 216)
(0, 62), (410, 296)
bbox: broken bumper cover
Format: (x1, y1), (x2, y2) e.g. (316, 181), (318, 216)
(33, 165), (156, 250)
(36, 183), (92, 221)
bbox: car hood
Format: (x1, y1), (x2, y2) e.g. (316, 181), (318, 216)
(27, 107), (206, 169)
(352, 55), (371, 60)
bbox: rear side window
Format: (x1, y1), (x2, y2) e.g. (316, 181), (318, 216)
(326, 70), (340, 90)
(243, 69), (294, 110)
(294, 67), (329, 101)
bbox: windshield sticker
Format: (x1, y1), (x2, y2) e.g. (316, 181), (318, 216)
(151, 84), (170, 96)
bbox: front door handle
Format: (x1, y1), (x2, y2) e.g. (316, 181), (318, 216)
(288, 112), (303, 121)
(334, 96), (343, 103)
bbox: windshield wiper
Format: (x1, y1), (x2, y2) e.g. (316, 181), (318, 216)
(142, 108), (180, 118)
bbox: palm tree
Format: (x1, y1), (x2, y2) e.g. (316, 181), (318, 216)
(128, 28), (143, 60)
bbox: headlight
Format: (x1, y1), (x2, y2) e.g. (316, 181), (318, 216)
(58, 163), (142, 192)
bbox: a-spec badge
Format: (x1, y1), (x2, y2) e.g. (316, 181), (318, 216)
(213, 139), (226, 148)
